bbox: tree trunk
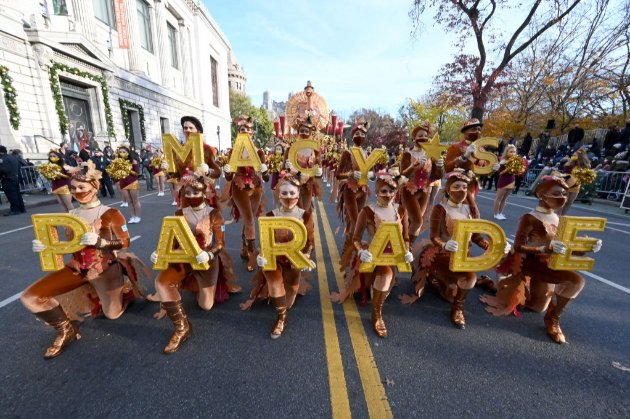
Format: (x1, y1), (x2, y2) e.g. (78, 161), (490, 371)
(471, 106), (484, 122)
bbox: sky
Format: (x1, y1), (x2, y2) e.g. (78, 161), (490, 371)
(204, 0), (459, 120)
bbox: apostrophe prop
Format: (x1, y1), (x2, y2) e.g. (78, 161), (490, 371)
(350, 147), (385, 186)
(228, 133), (261, 171)
(287, 139), (319, 176)
(258, 217), (311, 271)
(163, 133), (204, 172)
(421, 133), (449, 161)
(548, 216), (606, 271)
(449, 219), (507, 272)
(359, 222), (411, 273)
(154, 216), (209, 270)
(32, 214), (91, 271)
(472, 137), (500, 175)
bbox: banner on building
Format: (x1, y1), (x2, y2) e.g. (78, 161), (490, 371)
(114, 0), (129, 49)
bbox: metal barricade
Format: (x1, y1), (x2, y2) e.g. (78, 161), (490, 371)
(593, 170), (629, 202)
(18, 166), (51, 194)
(522, 168), (542, 190)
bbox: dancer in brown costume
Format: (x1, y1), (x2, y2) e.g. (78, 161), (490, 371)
(481, 173), (602, 344)
(41, 148), (74, 212)
(22, 161), (148, 358)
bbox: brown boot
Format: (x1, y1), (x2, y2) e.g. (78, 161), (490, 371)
(162, 300), (191, 354)
(544, 295), (573, 344)
(450, 288), (470, 329)
(270, 296), (288, 339)
(240, 233), (248, 260)
(34, 305), (81, 359)
(371, 289), (390, 338)
(246, 239), (257, 272)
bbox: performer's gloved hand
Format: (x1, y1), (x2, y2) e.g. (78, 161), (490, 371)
(195, 251), (210, 264)
(80, 232), (99, 246)
(464, 143), (477, 158)
(285, 161), (293, 170)
(404, 251), (414, 263)
(443, 240), (459, 252)
(302, 259), (316, 271)
(223, 164), (231, 174)
(358, 249), (373, 263)
(504, 242), (512, 254)
(315, 167), (323, 177)
(353, 170), (362, 180)
(417, 157), (427, 168)
(32, 239), (46, 253)
(161, 161), (169, 170)
(150, 251), (159, 264)
(368, 171), (375, 180)
(550, 240), (568, 255)
(198, 163), (210, 175)
(435, 158), (445, 168)
(492, 163), (501, 171)
(256, 255), (267, 267)
(260, 163), (268, 173)
(591, 239), (602, 253)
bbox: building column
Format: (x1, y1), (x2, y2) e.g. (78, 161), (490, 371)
(70, 0), (95, 40)
(154, 0), (169, 87)
(178, 20), (192, 96)
(125, 0), (144, 73)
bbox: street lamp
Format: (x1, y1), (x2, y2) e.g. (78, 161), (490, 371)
(216, 125), (221, 153)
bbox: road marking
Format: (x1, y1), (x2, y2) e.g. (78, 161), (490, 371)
(317, 200), (393, 419)
(0, 192), (158, 237)
(476, 194), (630, 235)
(312, 211), (352, 419)
(507, 234), (630, 295)
(0, 235), (142, 310)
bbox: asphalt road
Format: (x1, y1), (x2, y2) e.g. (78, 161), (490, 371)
(0, 181), (629, 418)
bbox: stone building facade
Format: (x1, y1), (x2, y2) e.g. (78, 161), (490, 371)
(0, 0), (243, 159)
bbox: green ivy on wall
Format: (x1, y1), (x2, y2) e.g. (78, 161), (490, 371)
(119, 98), (146, 143)
(49, 63), (115, 138)
(0, 66), (20, 130)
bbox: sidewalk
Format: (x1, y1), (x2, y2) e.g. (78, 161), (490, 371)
(0, 191), (56, 212)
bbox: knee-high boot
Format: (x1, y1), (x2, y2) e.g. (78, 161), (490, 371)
(371, 289), (390, 338)
(270, 296), (288, 339)
(162, 300), (191, 354)
(34, 305), (81, 359)
(451, 287), (470, 329)
(544, 295), (573, 344)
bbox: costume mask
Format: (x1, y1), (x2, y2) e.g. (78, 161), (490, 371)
(279, 183), (299, 210)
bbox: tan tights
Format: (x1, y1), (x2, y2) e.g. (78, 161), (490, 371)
(155, 262), (220, 310)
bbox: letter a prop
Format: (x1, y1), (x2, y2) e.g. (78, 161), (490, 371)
(228, 133), (261, 171)
(32, 214), (91, 271)
(548, 216), (606, 271)
(258, 217), (311, 271)
(449, 219), (507, 272)
(154, 216), (209, 270)
(163, 133), (204, 172)
(472, 137), (500, 175)
(287, 139), (320, 176)
(351, 147), (385, 186)
(359, 222), (411, 273)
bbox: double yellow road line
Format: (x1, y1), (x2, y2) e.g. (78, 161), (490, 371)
(313, 200), (393, 419)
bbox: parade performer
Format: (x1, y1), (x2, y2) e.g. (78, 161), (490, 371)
(150, 170), (238, 353)
(38, 148), (73, 212)
(22, 161), (148, 359)
(171, 116), (222, 183)
(284, 114), (323, 212)
(481, 173), (602, 343)
(331, 170), (413, 337)
(444, 119), (500, 218)
(241, 173), (315, 339)
(329, 142), (342, 203)
(109, 145), (142, 224)
(493, 144), (525, 220)
(559, 149), (594, 215)
(400, 121), (445, 245)
(409, 169), (510, 329)
(222, 116), (270, 271)
(267, 144), (284, 207)
(149, 148), (166, 197)
(336, 119), (373, 270)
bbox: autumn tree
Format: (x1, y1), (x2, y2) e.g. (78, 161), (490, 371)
(410, 0), (584, 121)
(398, 93), (469, 142)
(344, 108), (406, 149)
(229, 90), (274, 148)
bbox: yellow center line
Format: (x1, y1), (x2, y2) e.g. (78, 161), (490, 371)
(312, 209), (352, 419)
(317, 200), (393, 419)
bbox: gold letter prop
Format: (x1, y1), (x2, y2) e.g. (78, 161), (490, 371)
(421, 133), (449, 161)
(258, 217), (311, 271)
(32, 214), (91, 271)
(449, 219), (507, 272)
(154, 216), (209, 270)
(359, 222), (412, 273)
(471, 137), (500, 175)
(228, 133), (261, 171)
(162, 133), (204, 173)
(287, 139), (320, 176)
(350, 147), (385, 186)
(548, 216), (606, 271)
